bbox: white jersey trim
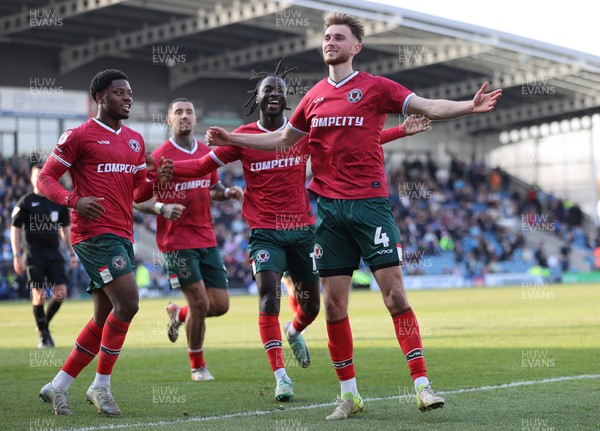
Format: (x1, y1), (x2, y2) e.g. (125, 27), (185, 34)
(92, 118), (122, 135)
(402, 93), (415, 117)
(137, 163), (147, 170)
(51, 152), (71, 167)
(256, 117), (288, 133)
(327, 71), (359, 88)
(287, 122), (308, 136)
(210, 151), (226, 167)
(169, 138), (198, 155)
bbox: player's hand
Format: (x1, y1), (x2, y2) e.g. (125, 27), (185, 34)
(205, 126), (232, 147)
(403, 115), (432, 136)
(69, 253), (78, 269)
(13, 256), (24, 276)
(75, 196), (105, 220)
(226, 185), (244, 200)
(157, 157), (173, 183)
(473, 82), (502, 113)
(162, 203), (185, 221)
(145, 153), (157, 172)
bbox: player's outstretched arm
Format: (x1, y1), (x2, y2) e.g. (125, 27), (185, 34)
(380, 115), (432, 144)
(407, 82), (502, 120)
(133, 157), (173, 203)
(172, 152), (221, 179)
(205, 125), (302, 151)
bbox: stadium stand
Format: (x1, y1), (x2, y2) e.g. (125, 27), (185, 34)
(2, 0), (600, 295)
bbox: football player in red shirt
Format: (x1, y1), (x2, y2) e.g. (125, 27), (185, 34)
(172, 58), (431, 402)
(36, 69), (171, 417)
(204, 13), (502, 420)
(133, 98), (243, 382)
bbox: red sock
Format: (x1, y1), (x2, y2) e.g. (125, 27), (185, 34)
(97, 313), (130, 375)
(392, 307), (427, 379)
(292, 306), (316, 333)
(326, 316), (355, 381)
(258, 313), (284, 372)
(288, 294), (299, 315)
(62, 318), (103, 378)
(178, 306), (188, 323)
(188, 348), (205, 369)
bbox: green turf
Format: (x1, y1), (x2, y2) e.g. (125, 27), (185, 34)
(1, 284), (599, 430)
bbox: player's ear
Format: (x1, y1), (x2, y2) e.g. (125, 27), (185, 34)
(94, 91), (104, 105)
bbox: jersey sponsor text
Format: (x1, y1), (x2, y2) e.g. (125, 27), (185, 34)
(311, 116), (364, 128)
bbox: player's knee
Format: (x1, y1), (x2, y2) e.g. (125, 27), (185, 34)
(384, 287), (408, 311)
(216, 300), (229, 316)
(53, 286), (67, 302)
(188, 296), (209, 315)
(259, 293), (279, 314)
(323, 297), (347, 319)
(301, 299), (320, 318)
(114, 300), (139, 320)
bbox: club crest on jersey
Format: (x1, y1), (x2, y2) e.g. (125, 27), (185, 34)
(129, 139), (140, 152)
(50, 211), (59, 222)
(112, 256), (127, 270)
(57, 130), (72, 146)
(256, 250), (270, 263)
(180, 266), (191, 279)
(347, 89), (362, 103)
(314, 244), (323, 259)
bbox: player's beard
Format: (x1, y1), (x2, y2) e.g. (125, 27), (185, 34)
(323, 50), (351, 65)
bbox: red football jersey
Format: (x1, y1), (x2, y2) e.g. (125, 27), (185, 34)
(289, 71), (414, 199)
(150, 139), (219, 252)
(49, 118), (147, 244)
(211, 118), (315, 229)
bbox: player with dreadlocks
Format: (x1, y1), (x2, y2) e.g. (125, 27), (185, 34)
(170, 57), (432, 403)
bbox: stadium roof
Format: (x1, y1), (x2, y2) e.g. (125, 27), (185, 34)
(2, 0), (600, 137)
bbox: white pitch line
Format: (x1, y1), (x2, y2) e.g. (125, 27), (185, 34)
(61, 374), (600, 431)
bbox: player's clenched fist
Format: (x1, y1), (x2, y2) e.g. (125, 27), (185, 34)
(205, 126), (232, 147)
(157, 156), (173, 183)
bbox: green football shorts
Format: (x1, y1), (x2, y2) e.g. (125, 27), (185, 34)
(315, 196), (402, 276)
(248, 226), (319, 282)
(73, 233), (135, 293)
(164, 247), (228, 289)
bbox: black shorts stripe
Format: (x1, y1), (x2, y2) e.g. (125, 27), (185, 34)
(319, 267), (355, 277)
(370, 260), (400, 273)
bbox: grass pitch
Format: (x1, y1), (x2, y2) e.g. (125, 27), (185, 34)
(1, 284), (599, 430)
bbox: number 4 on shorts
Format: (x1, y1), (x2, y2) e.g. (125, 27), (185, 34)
(374, 226), (389, 247)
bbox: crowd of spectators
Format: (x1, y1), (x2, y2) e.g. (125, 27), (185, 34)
(2, 152), (598, 300)
(387, 153), (594, 280)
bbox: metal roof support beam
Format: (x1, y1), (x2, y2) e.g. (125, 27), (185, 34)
(169, 33), (322, 89)
(453, 95), (600, 135)
(59, 0), (282, 74)
(0, 0), (125, 37)
(362, 42), (492, 77)
(169, 18), (396, 89)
